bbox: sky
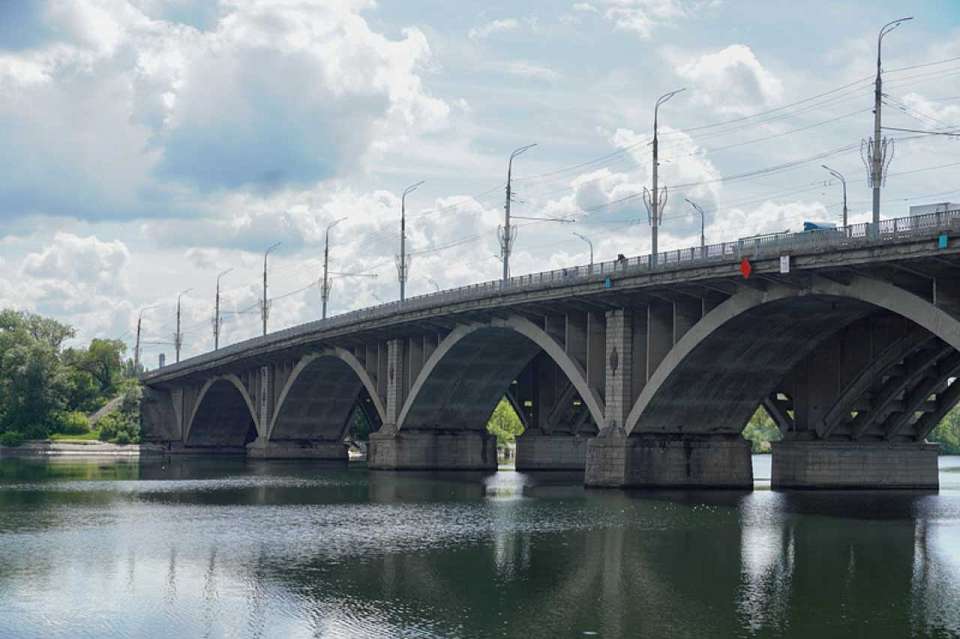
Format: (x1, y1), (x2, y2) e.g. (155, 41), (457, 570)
(1, 0), (959, 366)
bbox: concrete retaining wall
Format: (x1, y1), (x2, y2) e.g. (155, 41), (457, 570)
(368, 429), (497, 470)
(586, 435), (753, 488)
(246, 439), (348, 461)
(515, 434), (590, 471)
(772, 440), (939, 489)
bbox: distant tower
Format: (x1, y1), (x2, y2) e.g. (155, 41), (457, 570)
(159, 353), (166, 369)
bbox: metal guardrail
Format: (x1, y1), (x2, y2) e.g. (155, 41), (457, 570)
(145, 208), (960, 379)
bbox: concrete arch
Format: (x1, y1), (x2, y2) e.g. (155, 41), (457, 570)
(184, 374), (259, 446)
(624, 275), (960, 436)
(397, 316), (605, 432)
(268, 348), (386, 441)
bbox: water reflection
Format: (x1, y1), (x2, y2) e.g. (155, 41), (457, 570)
(0, 457), (958, 638)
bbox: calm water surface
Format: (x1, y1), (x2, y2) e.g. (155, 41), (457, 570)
(0, 455), (959, 638)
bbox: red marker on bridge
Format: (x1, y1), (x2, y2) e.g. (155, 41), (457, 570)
(739, 258), (752, 279)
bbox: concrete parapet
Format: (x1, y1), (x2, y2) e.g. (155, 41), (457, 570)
(515, 433), (590, 471)
(585, 434), (753, 488)
(772, 440), (939, 490)
(368, 428), (497, 471)
(246, 438), (348, 461)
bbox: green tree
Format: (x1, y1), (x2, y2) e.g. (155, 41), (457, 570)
(0, 311), (73, 437)
(929, 405), (960, 454)
(742, 407), (782, 453)
(487, 397), (524, 446)
(63, 338), (127, 399)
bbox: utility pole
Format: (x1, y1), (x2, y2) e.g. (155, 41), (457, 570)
(174, 288), (192, 363)
(821, 164), (848, 228)
(500, 144), (536, 282)
(134, 305), (156, 371)
(213, 268), (232, 350)
(398, 181), (423, 303)
(863, 17), (912, 225)
(322, 217), (346, 319)
(572, 232), (594, 266)
(644, 89), (685, 266)
(261, 242), (281, 336)
(683, 198), (706, 251)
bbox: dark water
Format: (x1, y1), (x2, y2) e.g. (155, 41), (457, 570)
(0, 456), (959, 639)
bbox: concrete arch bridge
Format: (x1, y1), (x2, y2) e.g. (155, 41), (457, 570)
(141, 212), (960, 489)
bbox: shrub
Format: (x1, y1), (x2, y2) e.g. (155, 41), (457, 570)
(97, 413), (119, 442)
(55, 411), (90, 435)
(114, 431), (131, 445)
(0, 431), (24, 447)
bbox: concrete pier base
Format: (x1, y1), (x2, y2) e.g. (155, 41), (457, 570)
(585, 434), (753, 488)
(515, 433), (590, 471)
(772, 440), (939, 490)
(368, 429), (497, 470)
(246, 438), (347, 460)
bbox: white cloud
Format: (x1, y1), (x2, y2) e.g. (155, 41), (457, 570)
(675, 44), (783, 114)
(22, 232), (130, 296)
(504, 61), (562, 82)
(595, 0), (696, 38)
(468, 18), (520, 40)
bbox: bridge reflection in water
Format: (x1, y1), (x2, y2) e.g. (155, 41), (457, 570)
(0, 458), (958, 637)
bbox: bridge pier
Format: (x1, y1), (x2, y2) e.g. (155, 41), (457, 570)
(515, 432), (589, 471)
(246, 437), (348, 461)
(367, 428), (497, 471)
(585, 433), (753, 489)
(771, 441), (939, 490)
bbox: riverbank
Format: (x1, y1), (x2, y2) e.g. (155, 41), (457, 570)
(0, 440), (166, 458)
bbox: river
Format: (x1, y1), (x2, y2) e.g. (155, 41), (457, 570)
(0, 455), (958, 638)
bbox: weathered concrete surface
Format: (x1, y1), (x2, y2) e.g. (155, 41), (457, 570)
(515, 433), (590, 471)
(368, 429), (496, 470)
(246, 438), (347, 460)
(771, 441), (939, 489)
(585, 434), (752, 488)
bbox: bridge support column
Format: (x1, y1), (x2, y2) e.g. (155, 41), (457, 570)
(771, 441), (939, 489)
(368, 428), (497, 471)
(515, 432), (590, 471)
(246, 437), (347, 461)
(585, 434), (753, 488)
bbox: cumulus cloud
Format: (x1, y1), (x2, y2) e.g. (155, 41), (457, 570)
(22, 232), (130, 295)
(585, 0), (706, 38)
(0, 0), (449, 221)
(468, 18), (520, 40)
(675, 44), (783, 114)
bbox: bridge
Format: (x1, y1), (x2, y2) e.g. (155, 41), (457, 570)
(140, 209), (960, 489)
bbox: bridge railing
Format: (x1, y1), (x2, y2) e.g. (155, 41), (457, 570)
(146, 208), (960, 377)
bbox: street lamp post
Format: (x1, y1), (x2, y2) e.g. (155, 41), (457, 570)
(866, 17), (912, 225)
(499, 144), (536, 282)
(822, 164), (848, 229)
(572, 232), (594, 268)
(322, 217), (346, 319)
(134, 305), (157, 371)
(261, 242), (282, 336)
(644, 89), (685, 266)
(174, 288), (192, 363)
(398, 181), (424, 303)
(213, 268), (232, 350)
(683, 198), (707, 251)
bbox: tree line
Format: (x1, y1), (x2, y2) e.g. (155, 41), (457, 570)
(0, 309), (141, 446)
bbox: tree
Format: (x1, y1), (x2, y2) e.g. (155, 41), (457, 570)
(487, 397), (524, 446)
(63, 338), (127, 398)
(742, 407), (782, 453)
(929, 405), (960, 454)
(0, 311), (72, 436)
